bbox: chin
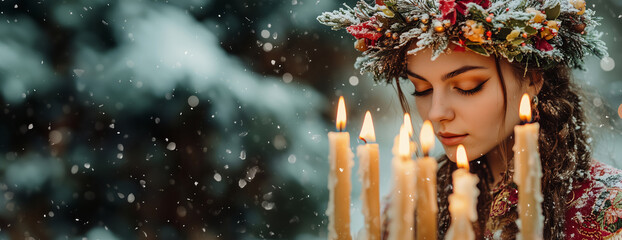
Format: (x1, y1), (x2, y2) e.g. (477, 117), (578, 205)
(442, 145), (458, 162)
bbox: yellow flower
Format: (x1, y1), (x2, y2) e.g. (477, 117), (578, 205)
(462, 20), (486, 43)
(526, 8), (546, 23)
(569, 0), (586, 15)
(541, 21), (560, 40)
(506, 29), (521, 42)
(379, 6), (395, 18)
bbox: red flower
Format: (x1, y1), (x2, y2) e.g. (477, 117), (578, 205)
(535, 37), (554, 52)
(456, 0), (491, 15)
(346, 17), (382, 42)
(441, 0), (491, 25)
(376, 0), (385, 6)
(453, 39), (466, 52)
(439, 0), (457, 25)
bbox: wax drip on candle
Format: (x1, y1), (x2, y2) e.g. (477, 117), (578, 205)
(519, 93), (532, 125)
(420, 120), (435, 157)
(359, 111), (376, 144)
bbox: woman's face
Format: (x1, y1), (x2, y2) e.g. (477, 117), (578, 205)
(406, 48), (537, 162)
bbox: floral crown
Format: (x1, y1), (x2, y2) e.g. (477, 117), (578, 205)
(318, 0), (608, 82)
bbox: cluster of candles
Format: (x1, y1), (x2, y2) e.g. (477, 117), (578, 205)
(327, 94), (543, 240)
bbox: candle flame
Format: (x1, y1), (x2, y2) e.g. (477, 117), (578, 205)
(404, 113), (413, 137)
(420, 120), (435, 155)
(456, 144), (469, 171)
(399, 125), (410, 157)
(336, 96), (347, 131)
(519, 93), (532, 123)
(359, 111), (376, 143)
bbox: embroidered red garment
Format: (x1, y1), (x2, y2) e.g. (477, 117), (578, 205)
(565, 161), (622, 239)
(485, 161), (622, 239)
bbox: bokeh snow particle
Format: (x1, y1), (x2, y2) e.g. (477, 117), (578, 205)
(261, 201), (275, 210)
(282, 73), (293, 83)
(73, 69), (85, 77)
(166, 142), (176, 151)
(263, 42), (273, 52)
(261, 30), (270, 39)
(600, 56), (615, 71)
(187, 95), (199, 107)
(49, 130), (63, 145)
(214, 173), (222, 182)
(349, 76), (359, 86)
(593, 97), (603, 107)
(287, 154), (296, 164)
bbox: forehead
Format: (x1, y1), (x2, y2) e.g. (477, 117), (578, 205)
(406, 48), (496, 74)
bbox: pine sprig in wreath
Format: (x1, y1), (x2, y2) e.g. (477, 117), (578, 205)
(318, 0), (608, 82)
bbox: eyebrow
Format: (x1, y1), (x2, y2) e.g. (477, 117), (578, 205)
(406, 65), (487, 82)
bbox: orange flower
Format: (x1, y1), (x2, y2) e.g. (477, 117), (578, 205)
(462, 20), (486, 43)
(526, 8), (546, 23)
(540, 21), (560, 40)
(569, 0), (586, 15)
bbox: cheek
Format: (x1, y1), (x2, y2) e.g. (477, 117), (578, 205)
(415, 98), (431, 120)
(460, 87), (505, 134)
(456, 82), (508, 155)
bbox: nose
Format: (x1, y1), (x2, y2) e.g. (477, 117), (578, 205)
(427, 93), (454, 123)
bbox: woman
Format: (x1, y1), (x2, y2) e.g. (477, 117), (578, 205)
(319, 0), (621, 239)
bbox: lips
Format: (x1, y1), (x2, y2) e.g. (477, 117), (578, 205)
(438, 132), (468, 146)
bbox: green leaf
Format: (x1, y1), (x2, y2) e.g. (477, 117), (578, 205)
(524, 26), (537, 35)
(385, 0), (397, 7)
(498, 28), (512, 39)
(511, 38), (525, 45)
(507, 19), (527, 28)
(466, 44), (490, 56)
(545, 4), (561, 20)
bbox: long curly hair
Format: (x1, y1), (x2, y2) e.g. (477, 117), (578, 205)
(389, 52), (593, 239)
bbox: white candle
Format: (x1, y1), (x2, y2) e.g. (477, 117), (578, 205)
(388, 124), (416, 240)
(513, 93), (543, 240)
(356, 111), (380, 240)
(327, 96), (353, 240)
(445, 145), (479, 240)
(416, 120), (438, 240)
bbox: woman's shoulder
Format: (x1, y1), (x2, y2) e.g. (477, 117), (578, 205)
(565, 161), (622, 239)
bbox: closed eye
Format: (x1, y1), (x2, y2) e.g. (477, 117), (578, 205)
(412, 88), (432, 97)
(455, 79), (488, 96)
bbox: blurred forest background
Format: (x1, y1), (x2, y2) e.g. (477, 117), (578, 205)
(0, 0), (620, 239)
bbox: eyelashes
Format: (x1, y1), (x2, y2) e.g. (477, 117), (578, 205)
(412, 88), (432, 97)
(411, 79), (489, 97)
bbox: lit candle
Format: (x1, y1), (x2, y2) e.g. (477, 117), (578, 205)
(392, 113), (416, 155)
(327, 96), (353, 240)
(416, 120), (437, 240)
(404, 113), (417, 154)
(513, 93), (543, 240)
(388, 124), (416, 240)
(445, 145), (479, 240)
(357, 111), (380, 240)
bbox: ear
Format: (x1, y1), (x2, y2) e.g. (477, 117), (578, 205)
(528, 72), (544, 96)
